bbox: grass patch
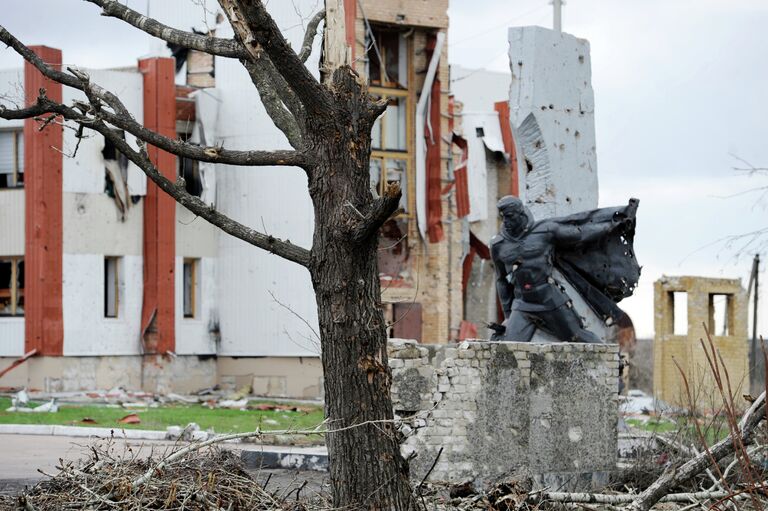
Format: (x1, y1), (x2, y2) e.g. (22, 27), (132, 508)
(0, 397), (324, 435)
(626, 417), (677, 434)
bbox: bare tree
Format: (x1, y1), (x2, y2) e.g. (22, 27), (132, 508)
(0, 0), (414, 508)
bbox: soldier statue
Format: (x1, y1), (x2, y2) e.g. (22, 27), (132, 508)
(490, 196), (639, 343)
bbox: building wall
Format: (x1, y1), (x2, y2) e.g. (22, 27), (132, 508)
(63, 254), (144, 355)
(212, 2), (321, 357)
(508, 27), (598, 219)
(0, 354), (217, 394)
(0, 190), (25, 356)
(59, 68), (147, 356)
(653, 276), (749, 409)
(62, 69), (146, 196)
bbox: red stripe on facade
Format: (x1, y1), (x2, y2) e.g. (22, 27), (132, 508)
(139, 58), (176, 354)
(343, 0), (357, 60)
(451, 134), (470, 218)
(494, 101), (519, 197)
(425, 36), (444, 243)
(24, 46), (63, 356)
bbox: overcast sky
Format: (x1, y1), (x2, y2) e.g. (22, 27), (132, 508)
(2, 0), (767, 338)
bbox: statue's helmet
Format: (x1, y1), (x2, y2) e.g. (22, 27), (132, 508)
(497, 195), (534, 234)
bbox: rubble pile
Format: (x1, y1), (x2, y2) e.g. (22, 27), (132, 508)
(0, 440), (327, 511)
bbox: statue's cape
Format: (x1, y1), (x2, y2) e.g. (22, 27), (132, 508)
(549, 198), (640, 324)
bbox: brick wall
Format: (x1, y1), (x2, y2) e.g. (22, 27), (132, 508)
(389, 340), (619, 490)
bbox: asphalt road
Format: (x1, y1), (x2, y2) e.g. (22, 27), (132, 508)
(0, 434), (329, 497)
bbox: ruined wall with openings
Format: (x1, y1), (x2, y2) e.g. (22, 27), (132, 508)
(389, 340), (619, 490)
(653, 276), (749, 409)
(353, 0), (462, 344)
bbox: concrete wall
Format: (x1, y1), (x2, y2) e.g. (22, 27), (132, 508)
(62, 69), (145, 196)
(653, 276), (749, 409)
(175, 256), (217, 355)
(63, 254), (144, 355)
(211, 2), (320, 357)
(217, 356), (323, 399)
(390, 340), (619, 490)
(508, 26), (598, 219)
(0, 354), (216, 394)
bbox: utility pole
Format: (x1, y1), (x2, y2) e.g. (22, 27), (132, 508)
(552, 0), (563, 33)
(748, 254), (760, 393)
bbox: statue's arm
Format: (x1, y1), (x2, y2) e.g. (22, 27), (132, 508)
(552, 218), (620, 247)
(492, 251), (514, 318)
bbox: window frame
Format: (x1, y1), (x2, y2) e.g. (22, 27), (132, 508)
(368, 25), (414, 218)
(182, 258), (199, 319)
(104, 256), (120, 319)
(0, 256), (24, 317)
(0, 129), (24, 189)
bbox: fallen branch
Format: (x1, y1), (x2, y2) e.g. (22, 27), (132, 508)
(626, 391), (767, 511)
(533, 487), (765, 505)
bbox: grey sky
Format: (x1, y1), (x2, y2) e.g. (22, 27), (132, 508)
(2, 0), (767, 337)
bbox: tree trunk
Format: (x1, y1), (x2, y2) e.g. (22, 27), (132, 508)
(306, 68), (416, 510)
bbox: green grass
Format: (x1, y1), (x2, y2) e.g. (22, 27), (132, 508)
(0, 397), (324, 435)
(626, 416), (731, 445)
(626, 418), (677, 433)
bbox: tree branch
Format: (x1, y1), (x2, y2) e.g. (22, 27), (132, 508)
(84, 0), (246, 59)
(243, 61), (303, 149)
(218, 0), (334, 117)
(2, 96), (311, 267)
(0, 25), (306, 169)
(350, 182), (402, 244)
(298, 9), (325, 63)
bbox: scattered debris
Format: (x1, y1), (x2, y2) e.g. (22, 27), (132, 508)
(217, 398), (249, 410)
(5, 393), (58, 413)
(117, 413), (141, 425)
(0, 440), (329, 510)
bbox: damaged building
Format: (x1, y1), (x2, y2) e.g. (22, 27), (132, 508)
(0, 1), (630, 397)
(0, 0), (466, 396)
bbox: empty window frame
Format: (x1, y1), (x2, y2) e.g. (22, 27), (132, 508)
(104, 256), (120, 318)
(370, 156), (408, 212)
(709, 293), (733, 336)
(0, 257), (24, 316)
(0, 130), (24, 189)
(366, 26), (409, 89)
(668, 291), (688, 336)
(183, 258), (199, 319)
(179, 156), (203, 197)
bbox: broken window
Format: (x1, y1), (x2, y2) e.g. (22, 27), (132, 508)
(103, 133), (131, 218)
(0, 130), (24, 189)
(0, 257), (24, 316)
(370, 157), (408, 212)
(378, 217), (410, 283)
(669, 291), (688, 336)
(177, 132), (203, 197)
(179, 156), (203, 197)
(709, 293), (733, 336)
(104, 256), (120, 318)
(183, 258), (199, 318)
(366, 26), (408, 89)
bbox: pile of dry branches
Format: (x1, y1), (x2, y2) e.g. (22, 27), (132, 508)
(0, 440), (326, 511)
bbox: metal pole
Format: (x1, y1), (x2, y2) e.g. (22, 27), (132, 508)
(750, 254), (760, 393)
(754, 254), (760, 355)
(553, 0), (562, 33)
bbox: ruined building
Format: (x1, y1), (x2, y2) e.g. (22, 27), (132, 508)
(653, 276), (749, 409)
